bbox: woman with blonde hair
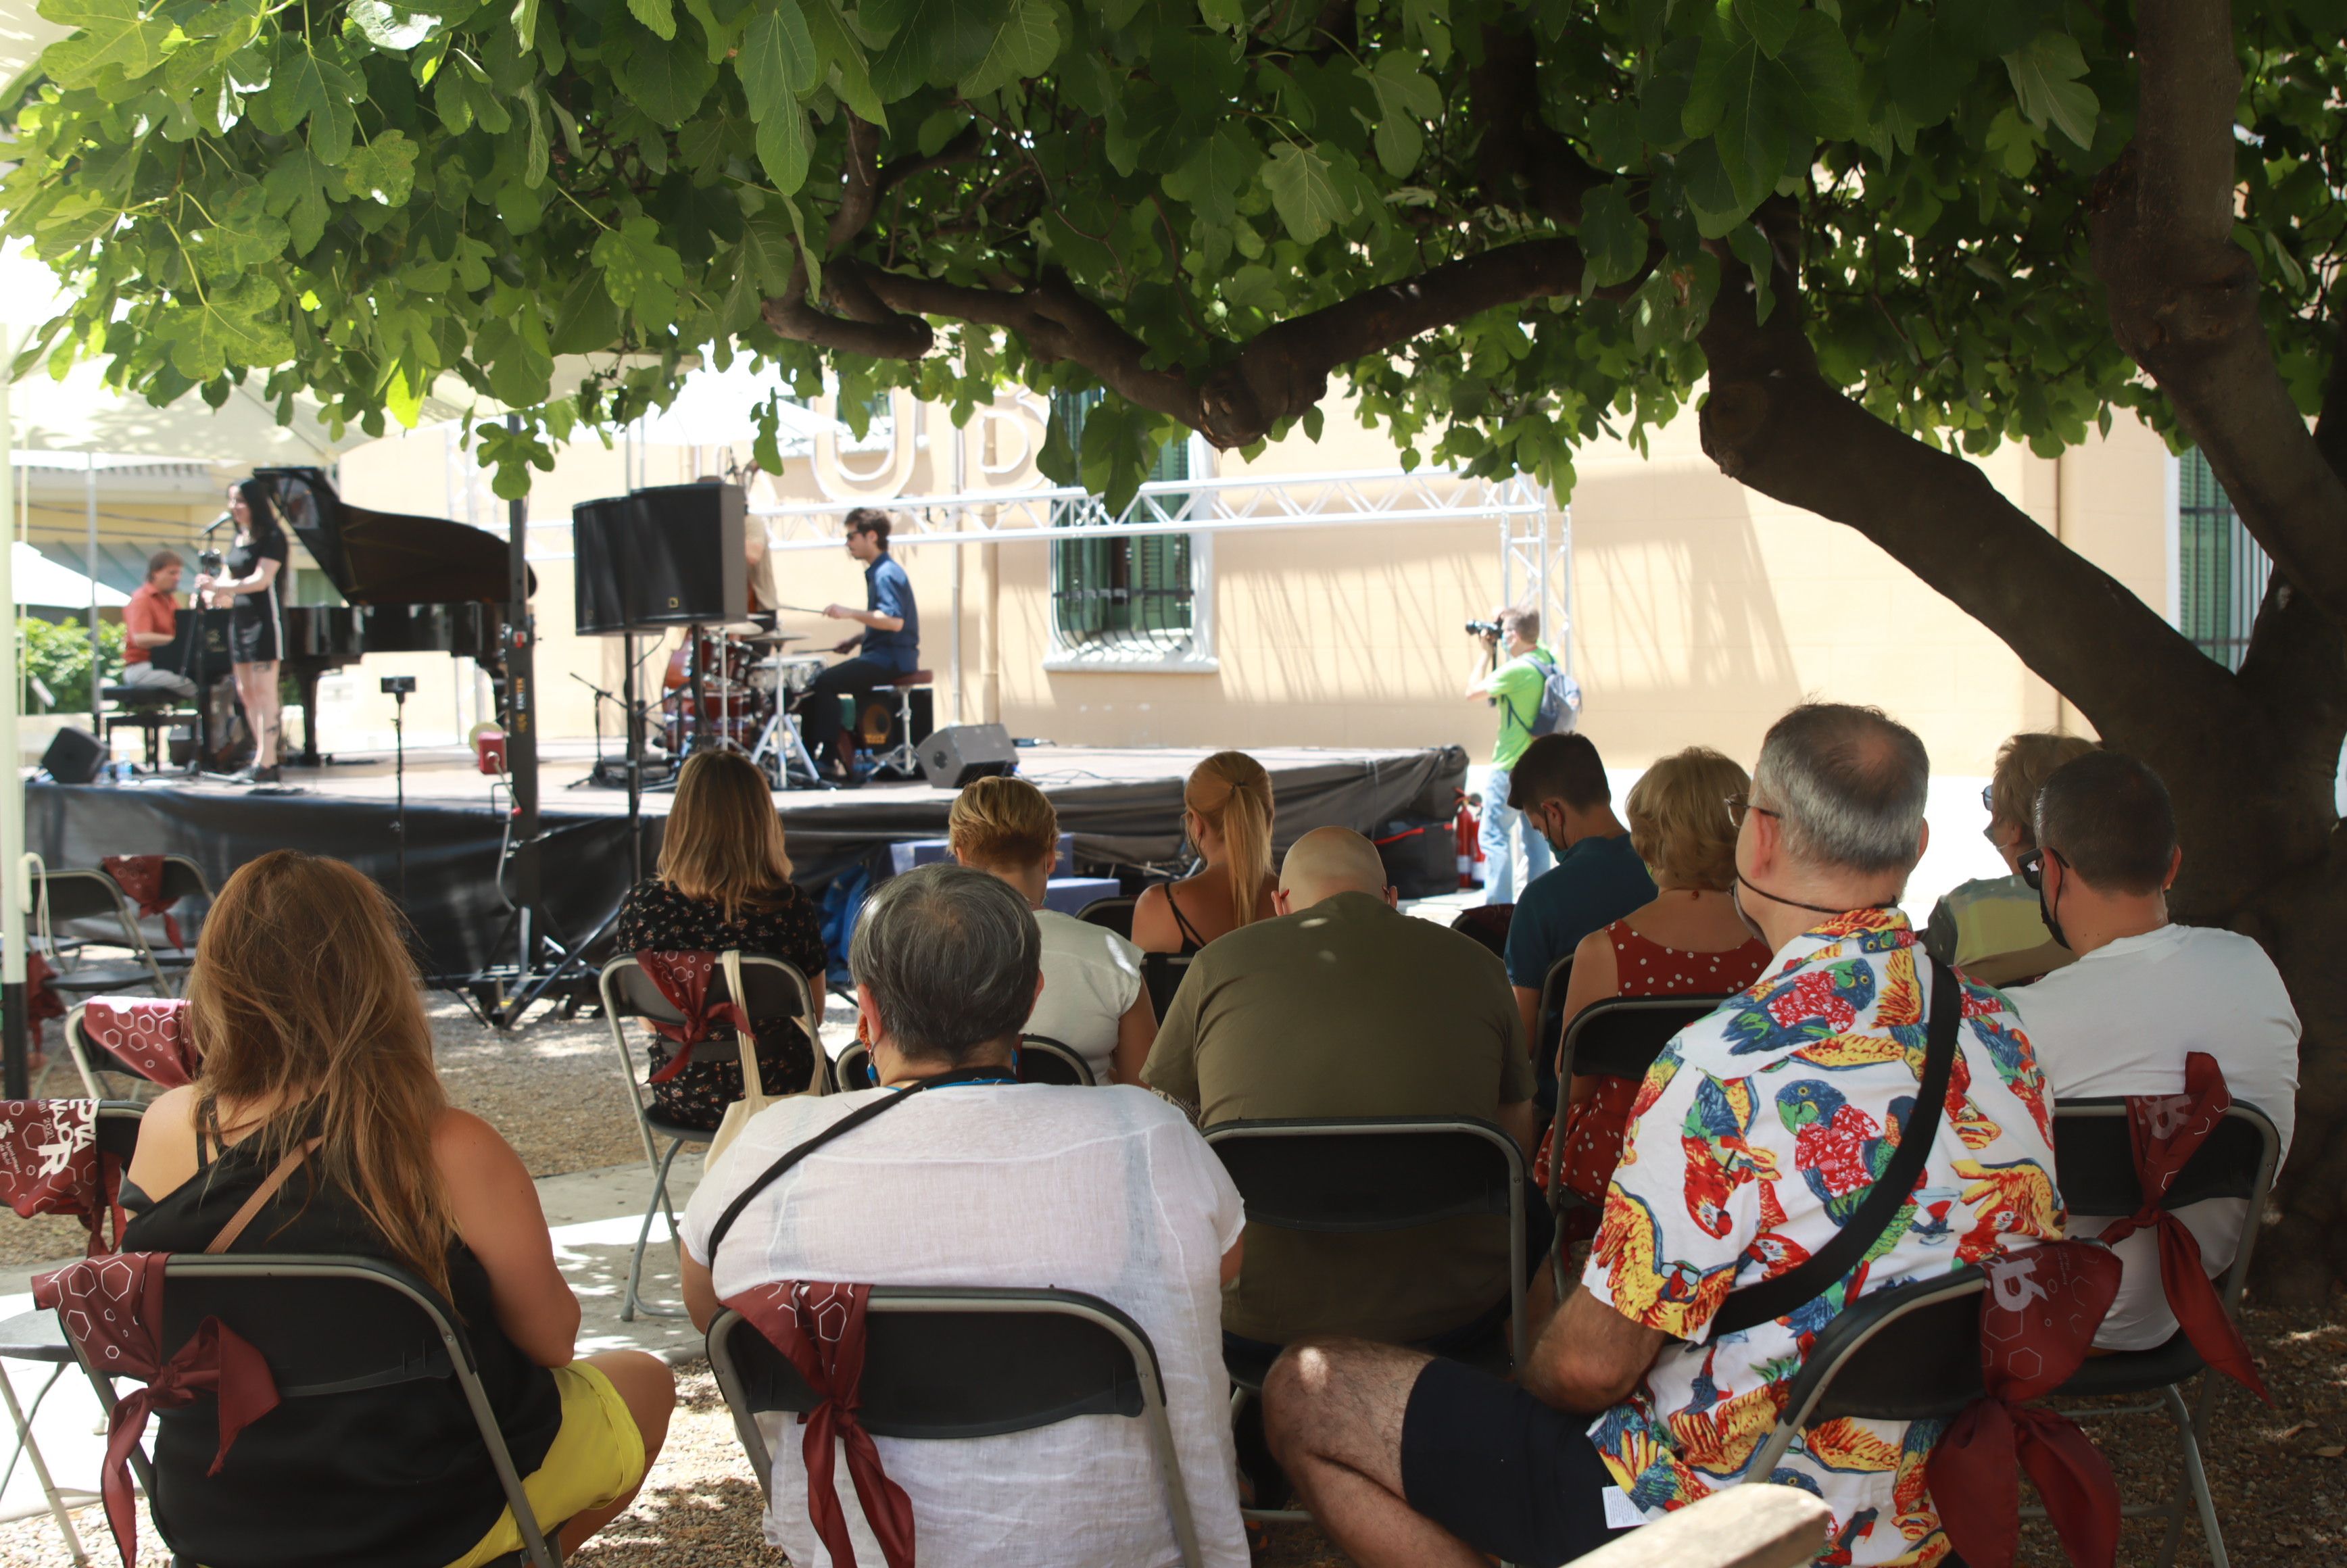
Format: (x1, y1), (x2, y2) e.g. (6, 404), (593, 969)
(120, 851), (674, 1566)
(1131, 750), (1278, 955)
(614, 750), (829, 1126)
(1925, 730), (2098, 985)
(1543, 747), (1772, 1221)
(950, 775), (1156, 1083)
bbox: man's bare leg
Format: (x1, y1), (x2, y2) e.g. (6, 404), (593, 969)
(1261, 1338), (1489, 1568)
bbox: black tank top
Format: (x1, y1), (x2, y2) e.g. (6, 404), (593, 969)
(1164, 882), (1209, 956)
(119, 1130), (564, 1567)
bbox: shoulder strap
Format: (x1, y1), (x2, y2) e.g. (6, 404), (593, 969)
(1165, 883), (1207, 948)
(1710, 956), (1963, 1340)
(206, 1137), (324, 1255)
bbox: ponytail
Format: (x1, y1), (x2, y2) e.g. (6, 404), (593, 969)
(1186, 750), (1275, 933)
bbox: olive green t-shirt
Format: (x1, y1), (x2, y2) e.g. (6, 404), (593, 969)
(1142, 892), (1533, 1344)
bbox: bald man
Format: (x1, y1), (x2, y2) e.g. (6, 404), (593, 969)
(1144, 827), (1537, 1354)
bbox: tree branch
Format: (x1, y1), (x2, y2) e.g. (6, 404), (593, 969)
(1470, 22), (1607, 225)
(825, 114), (884, 255)
(2089, 0), (2347, 627)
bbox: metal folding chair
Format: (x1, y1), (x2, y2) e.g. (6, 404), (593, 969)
(2040, 1099), (2281, 1568)
(30, 869), (168, 1002)
(1140, 951), (1192, 1021)
(709, 1286), (1205, 1568)
(62, 1000), (194, 1102)
(1076, 896), (1138, 941)
(135, 857), (213, 989)
(1018, 1035), (1094, 1085)
(62, 1253), (562, 1568)
(598, 952), (822, 1321)
(0, 1102), (143, 1566)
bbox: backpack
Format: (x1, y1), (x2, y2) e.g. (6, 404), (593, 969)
(1528, 652), (1582, 735)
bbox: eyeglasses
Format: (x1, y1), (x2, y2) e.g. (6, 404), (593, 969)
(2017, 846), (2067, 890)
(1981, 783), (1995, 812)
(1724, 794), (1781, 831)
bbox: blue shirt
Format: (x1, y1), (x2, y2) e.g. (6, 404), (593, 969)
(861, 554), (919, 671)
(1503, 832), (1657, 990)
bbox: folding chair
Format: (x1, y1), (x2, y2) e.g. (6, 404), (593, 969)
(0, 1102), (143, 1567)
(708, 1286), (1205, 1568)
(1076, 895), (1137, 940)
(62, 1253), (562, 1568)
(131, 857), (212, 989)
(63, 999), (195, 1102)
(1018, 1035), (1094, 1086)
(2041, 1099), (2281, 1568)
(29, 869), (168, 1002)
(1747, 1265), (1988, 1477)
(1140, 951), (1192, 1020)
(831, 1042), (875, 1092)
(599, 952), (821, 1321)
(1531, 954), (1572, 1113)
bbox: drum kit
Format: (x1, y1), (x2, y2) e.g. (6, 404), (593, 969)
(657, 622), (831, 787)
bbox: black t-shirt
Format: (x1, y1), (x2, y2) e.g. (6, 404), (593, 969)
(224, 528), (287, 620)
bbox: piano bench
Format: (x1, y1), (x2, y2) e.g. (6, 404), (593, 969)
(101, 685), (180, 707)
(102, 704), (195, 771)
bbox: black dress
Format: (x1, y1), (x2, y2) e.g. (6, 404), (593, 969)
(612, 877), (829, 1128)
(224, 527), (287, 664)
(118, 1131), (564, 1568)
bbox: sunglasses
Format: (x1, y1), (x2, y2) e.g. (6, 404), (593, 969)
(2017, 846), (2067, 890)
(1981, 783), (1995, 812)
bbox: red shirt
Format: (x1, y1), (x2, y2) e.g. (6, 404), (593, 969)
(123, 581), (175, 664)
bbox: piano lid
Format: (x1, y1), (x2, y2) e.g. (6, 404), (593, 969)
(255, 466), (534, 606)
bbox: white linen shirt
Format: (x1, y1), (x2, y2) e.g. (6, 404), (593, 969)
(2009, 923), (2300, 1350)
(680, 1083), (1249, 1568)
(1027, 907), (1146, 1081)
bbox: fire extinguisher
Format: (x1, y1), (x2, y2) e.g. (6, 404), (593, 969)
(1455, 789), (1484, 889)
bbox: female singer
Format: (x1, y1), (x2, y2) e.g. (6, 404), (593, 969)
(195, 479), (288, 783)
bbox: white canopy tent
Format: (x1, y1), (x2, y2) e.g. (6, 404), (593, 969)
(14, 540), (125, 609)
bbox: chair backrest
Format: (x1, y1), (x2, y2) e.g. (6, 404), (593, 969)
(1535, 954), (1574, 1064)
(1140, 951), (1192, 1019)
(1447, 904), (1512, 961)
(35, 866), (143, 931)
(600, 952), (817, 1071)
(156, 855), (214, 907)
(67, 998), (195, 1094)
(95, 1100), (146, 1162)
(1204, 1117), (1524, 1232)
(1749, 1266), (1988, 1477)
(1078, 896), (1137, 941)
(832, 1042), (876, 1092)
(2052, 1099), (2281, 1308)
(1559, 994), (1728, 1083)
(708, 1285), (1201, 1567)
(1017, 1035), (1094, 1086)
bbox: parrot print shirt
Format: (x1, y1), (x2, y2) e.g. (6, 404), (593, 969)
(1580, 907), (2061, 1567)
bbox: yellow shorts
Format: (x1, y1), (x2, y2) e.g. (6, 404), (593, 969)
(445, 1362), (648, 1568)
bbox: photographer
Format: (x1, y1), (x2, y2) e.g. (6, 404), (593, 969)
(1463, 605), (1564, 906)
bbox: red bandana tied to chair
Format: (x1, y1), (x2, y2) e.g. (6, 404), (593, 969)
(25, 952), (64, 1052)
(725, 1280), (915, 1568)
(101, 856), (185, 952)
(79, 998), (199, 1089)
(33, 1252), (280, 1568)
(0, 1098), (126, 1252)
(635, 951), (754, 1085)
(1927, 1241), (2124, 1568)
(2092, 1051), (2269, 1401)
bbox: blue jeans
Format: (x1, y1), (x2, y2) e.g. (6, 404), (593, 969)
(1480, 764), (1553, 906)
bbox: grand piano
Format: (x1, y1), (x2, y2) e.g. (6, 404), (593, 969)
(256, 467), (529, 766)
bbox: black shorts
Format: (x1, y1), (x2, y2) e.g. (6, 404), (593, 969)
(228, 606), (281, 665)
(1399, 1356), (1639, 1567)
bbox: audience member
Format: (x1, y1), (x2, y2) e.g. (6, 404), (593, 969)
(2012, 750), (2300, 1350)
(950, 773), (1155, 1082)
(1926, 731), (2098, 984)
(1144, 827), (1534, 1350)
(121, 851), (674, 1566)
(1543, 747), (1771, 1219)
(1501, 733), (1656, 1062)
(1466, 602), (1563, 906)
(613, 752), (828, 1127)
(1132, 750), (1277, 954)
(1263, 704), (2062, 1568)
(681, 864), (1249, 1568)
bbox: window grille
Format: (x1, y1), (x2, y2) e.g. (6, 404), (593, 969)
(2176, 448), (2272, 672)
(1049, 391), (1203, 659)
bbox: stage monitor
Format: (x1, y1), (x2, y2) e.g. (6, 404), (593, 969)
(572, 483), (748, 635)
(918, 724), (1019, 788)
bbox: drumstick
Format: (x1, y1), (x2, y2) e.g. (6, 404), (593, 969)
(773, 602), (831, 616)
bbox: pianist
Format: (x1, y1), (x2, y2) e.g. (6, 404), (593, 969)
(122, 551), (197, 698)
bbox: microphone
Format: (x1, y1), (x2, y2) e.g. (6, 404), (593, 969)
(201, 510), (231, 535)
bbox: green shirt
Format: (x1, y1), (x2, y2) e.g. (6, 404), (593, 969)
(1485, 643), (1558, 770)
(1142, 892), (1534, 1344)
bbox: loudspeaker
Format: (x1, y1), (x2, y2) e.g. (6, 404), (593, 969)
(917, 724), (1018, 788)
(573, 483), (748, 634)
(42, 725), (105, 784)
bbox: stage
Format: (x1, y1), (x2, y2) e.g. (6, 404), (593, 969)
(28, 739), (1466, 981)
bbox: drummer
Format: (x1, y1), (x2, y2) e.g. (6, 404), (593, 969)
(804, 507), (919, 785)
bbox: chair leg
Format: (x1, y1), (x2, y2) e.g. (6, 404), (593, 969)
(623, 1137), (691, 1323)
(1, 1360), (93, 1567)
(2157, 1381), (2226, 1568)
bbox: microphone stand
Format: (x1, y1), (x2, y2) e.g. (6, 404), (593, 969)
(386, 679), (411, 911)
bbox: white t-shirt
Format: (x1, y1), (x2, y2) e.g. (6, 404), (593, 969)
(1027, 907), (1146, 1081)
(2011, 923), (2300, 1350)
(680, 1083), (1249, 1568)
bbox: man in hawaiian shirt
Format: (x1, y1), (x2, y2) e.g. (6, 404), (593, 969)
(1262, 703), (2062, 1568)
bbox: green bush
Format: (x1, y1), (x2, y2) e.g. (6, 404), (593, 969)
(20, 614), (124, 715)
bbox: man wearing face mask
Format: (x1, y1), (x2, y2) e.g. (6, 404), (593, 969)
(2004, 749), (2299, 1351)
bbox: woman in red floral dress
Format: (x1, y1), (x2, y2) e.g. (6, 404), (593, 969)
(1542, 747), (1773, 1230)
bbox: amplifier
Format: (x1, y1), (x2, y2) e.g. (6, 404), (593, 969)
(573, 483), (748, 633)
(917, 724), (1019, 788)
(42, 725), (105, 784)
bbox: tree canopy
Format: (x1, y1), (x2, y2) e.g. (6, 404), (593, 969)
(7, 0), (2340, 504)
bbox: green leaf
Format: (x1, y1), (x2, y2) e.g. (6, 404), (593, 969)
(345, 129), (420, 204)
(262, 147), (333, 253)
(197, 185), (288, 276)
(255, 41), (363, 164)
(802, 0), (884, 124)
(612, 27), (719, 126)
(1685, 11), (1856, 212)
(867, 0), (1011, 96)
(550, 266), (625, 354)
(756, 103), (810, 193)
(629, 0), (679, 41)
(1726, 222), (1775, 322)
(739, 0), (821, 116)
(1577, 181), (1644, 290)
(1730, 0), (1799, 57)
(164, 274), (291, 381)
(958, 0), (1058, 98)
(1163, 120), (1261, 229)
(1196, 0), (1244, 32)
(2003, 30), (2098, 149)
(1363, 53), (1439, 178)
(518, 88), (550, 189)
(1263, 142), (1349, 244)
(348, 1), (439, 51)
(512, 0), (539, 49)
(592, 214), (687, 322)
(37, 0), (174, 87)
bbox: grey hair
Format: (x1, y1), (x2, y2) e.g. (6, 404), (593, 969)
(1751, 704), (1931, 877)
(850, 862), (1040, 1060)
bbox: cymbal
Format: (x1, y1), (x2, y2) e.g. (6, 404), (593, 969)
(735, 630), (804, 644)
